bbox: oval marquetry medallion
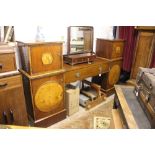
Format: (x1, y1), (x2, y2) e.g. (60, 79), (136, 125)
(108, 65), (120, 86)
(35, 82), (63, 112)
(42, 53), (53, 65)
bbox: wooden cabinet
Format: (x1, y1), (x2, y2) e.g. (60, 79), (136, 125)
(18, 42), (63, 75)
(0, 74), (28, 126)
(96, 39), (125, 59)
(130, 28), (155, 79)
(20, 70), (66, 127)
(18, 41), (66, 127)
(94, 39), (125, 95)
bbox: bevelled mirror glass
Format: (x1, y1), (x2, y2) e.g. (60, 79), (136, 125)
(67, 26), (94, 54)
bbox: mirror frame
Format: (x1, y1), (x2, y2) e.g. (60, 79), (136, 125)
(67, 26), (94, 54)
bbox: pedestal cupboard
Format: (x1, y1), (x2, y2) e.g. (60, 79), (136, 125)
(92, 58), (122, 96)
(18, 42), (66, 127)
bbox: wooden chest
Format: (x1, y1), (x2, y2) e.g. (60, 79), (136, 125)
(96, 39), (125, 59)
(20, 69), (66, 127)
(0, 45), (17, 73)
(92, 58), (123, 96)
(18, 42), (63, 75)
(63, 52), (96, 65)
(0, 74), (28, 126)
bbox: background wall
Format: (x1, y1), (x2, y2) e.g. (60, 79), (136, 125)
(14, 25), (113, 54)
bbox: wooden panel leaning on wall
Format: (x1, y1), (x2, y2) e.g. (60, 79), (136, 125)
(130, 27), (155, 79)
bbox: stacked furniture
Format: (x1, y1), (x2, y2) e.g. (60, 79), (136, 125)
(18, 42), (66, 127)
(0, 43), (28, 126)
(92, 39), (125, 95)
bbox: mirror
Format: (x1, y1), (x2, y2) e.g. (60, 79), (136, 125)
(67, 26), (94, 54)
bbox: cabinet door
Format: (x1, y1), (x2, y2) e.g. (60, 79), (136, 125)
(0, 75), (28, 126)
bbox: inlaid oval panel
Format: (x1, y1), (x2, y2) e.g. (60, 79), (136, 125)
(35, 82), (63, 112)
(42, 53), (53, 65)
(108, 65), (121, 86)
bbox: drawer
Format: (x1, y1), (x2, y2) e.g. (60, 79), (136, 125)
(112, 42), (124, 59)
(0, 53), (16, 73)
(65, 63), (109, 83)
(0, 75), (21, 91)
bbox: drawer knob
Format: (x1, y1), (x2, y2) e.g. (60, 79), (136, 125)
(0, 64), (3, 69)
(10, 109), (14, 124)
(3, 112), (8, 124)
(0, 82), (8, 87)
(75, 72), (80, 78)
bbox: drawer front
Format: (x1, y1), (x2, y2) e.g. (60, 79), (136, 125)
(65, 63), (109, 83)
(30, 43), (63, 74)
(0, 75), (21, 91)
(111, 42), (124, 59)
(0, 53), (16, 73)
